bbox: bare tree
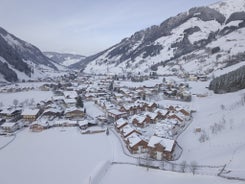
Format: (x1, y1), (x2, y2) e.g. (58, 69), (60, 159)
(13, 99), (19, 108)
(180, 160), (187, 173)
(190, 161), (198, 175)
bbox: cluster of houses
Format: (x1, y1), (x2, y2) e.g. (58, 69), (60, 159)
(162, 78), (192, 102)
(112, 102), (191, 161)
(0, 90), (87, 134)
(0, 74), (193, 161)
(178, 72), (208, 82)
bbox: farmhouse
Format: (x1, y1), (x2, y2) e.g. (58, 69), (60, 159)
(42, 108), (64, 118)
(21, 108), (41, 121)
(64, 107), (85, 119)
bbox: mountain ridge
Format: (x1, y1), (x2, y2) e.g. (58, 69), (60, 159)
(0, 27), (65, 82)
(78, 0), (245, 76)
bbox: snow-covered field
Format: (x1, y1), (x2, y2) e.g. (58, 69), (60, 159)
(0, 128), (111, 184)
(1, 77), (245, 183)
(84, 101), (104, 118)
(175, 82), (245, 178)
(100, 164), (243, 184)
(0, 90), (53, 107)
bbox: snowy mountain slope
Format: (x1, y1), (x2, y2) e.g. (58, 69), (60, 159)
(171, 81), (245, 179)
(43, 51), (86, 67)
(82, 0), (245, 76)
(0, 27), (65, 82)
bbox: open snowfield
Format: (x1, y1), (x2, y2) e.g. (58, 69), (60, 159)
(1, 77), (245, 183)
(84, 101), (105, 118)
(0, 128), (112, 184)
(100, 164), (243, 184)
(0, 90), (53, 107)
(174, 82), (245, 178)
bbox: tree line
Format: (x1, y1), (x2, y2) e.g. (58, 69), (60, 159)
(209, 65), (245, 93)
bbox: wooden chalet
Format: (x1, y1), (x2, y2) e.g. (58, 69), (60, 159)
(125, 133), (148, 154)
(167, 113), (183, 123)
(114, 118), (128, 132)
(107, 109), (127, 122)
(148, 136), (176, 160)
(120, 125), (141, 139)
(131, 115), (151, 128)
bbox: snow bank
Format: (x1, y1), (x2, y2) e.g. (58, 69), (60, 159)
(84, 160), (111, 184)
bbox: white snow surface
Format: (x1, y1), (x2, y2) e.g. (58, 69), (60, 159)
(100, 164), (243, 184)
(0, 128), (111, 184)
(210, 0), (245, 18)
(0, 90), (53, 107)
(169, 82), (245, 178)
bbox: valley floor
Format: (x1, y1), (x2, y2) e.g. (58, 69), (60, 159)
(0, 79), (245, 183)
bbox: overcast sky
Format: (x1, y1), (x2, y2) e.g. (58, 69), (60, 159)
(0, 0), (220, 55)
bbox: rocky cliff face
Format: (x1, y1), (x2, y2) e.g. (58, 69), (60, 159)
(80, 0), (245, 76)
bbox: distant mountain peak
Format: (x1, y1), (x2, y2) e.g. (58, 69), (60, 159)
(43, 51), (86, 67)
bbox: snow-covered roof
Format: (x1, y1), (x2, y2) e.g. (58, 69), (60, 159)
(144, 112), (158, 119)
(1, 122), (18, 128)
(43, 108), (63, 114)
(121, 125), (135, 137)
(63, 91), (77, 98)
(21, 109), (40, 116)
(154, 109), (168, 116)
(127, 133), (143, 147)
(78, 120), (89, 126)
(0, 108), (21, 114)
(64, 98), (76, 104)
(115, 118), (128, 128)
(148, 136), (175, 152)
(54, 120), (78, 125)
(65, 107), (84, 114)
(108, 109), (127, 115)
(131, 115), (146, 124)
(32, 119), (49, 127)
(52, 96), (65, 101)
